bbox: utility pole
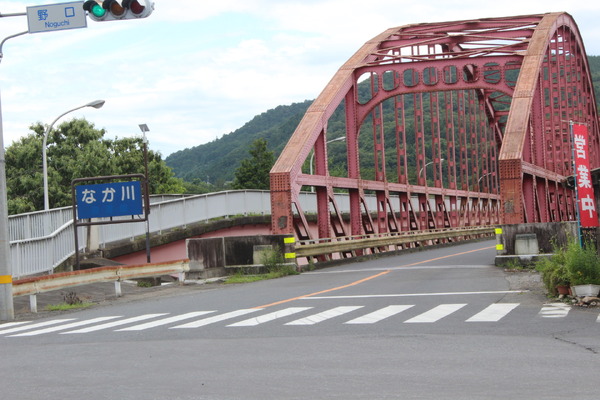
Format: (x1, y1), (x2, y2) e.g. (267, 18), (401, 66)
(0, 93), (14, 321)
(0, 15), (27, 321)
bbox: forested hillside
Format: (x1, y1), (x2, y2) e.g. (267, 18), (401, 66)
(589, 55), (600, 106)
(166, 100), (311, 186)
(166, 55), (600, 188)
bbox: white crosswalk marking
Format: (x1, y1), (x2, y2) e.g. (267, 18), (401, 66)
(345, 305), (414, 324)
(404, 304), (467, 323)
(285, 306), (364, 325)
(62, 314), (169, 334)
(0, 319), (76, 335)
(117, 311), (215, 331)
(228, 307), (313, 327)
(0, 321), (31, 329)
(539, 303), (571, 318)
(6, 301), (600, 338)
(466, 303), (520, 322)
(10, 317), (120, 337)
(171, 309), (263, 329)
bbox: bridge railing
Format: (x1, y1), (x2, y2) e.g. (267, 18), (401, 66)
(12, 226), (496, 314)
(8, 190), (277, 278)
(295, 226), (495, 260)
(6, 189), (415, 278)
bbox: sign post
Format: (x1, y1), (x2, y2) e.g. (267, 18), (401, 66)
(571, 122), (599, 244)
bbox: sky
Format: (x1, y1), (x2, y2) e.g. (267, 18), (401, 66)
(0, 1), (599, 158)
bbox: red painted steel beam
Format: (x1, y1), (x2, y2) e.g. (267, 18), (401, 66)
(499, 12), (600, 224)
(271, 12), (599, 242)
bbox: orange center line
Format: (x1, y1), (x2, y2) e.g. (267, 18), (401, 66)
(254, 270), (391, 309)
(253, 245), (495, 309)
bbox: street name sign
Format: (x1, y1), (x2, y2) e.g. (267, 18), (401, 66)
(27, 1), (87, 34)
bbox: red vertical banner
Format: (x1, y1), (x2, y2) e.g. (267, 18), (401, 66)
(573, 124), (599, 227)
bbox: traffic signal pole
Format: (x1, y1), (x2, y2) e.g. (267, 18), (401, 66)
(0, 1), (155, 321)
(0, 13), (27, 320)
(0, 93), (14, 321)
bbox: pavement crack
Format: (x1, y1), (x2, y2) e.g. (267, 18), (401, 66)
(554, 335), (599, 355)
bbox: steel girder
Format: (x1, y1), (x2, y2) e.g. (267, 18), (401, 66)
(270, 12), (599, 240)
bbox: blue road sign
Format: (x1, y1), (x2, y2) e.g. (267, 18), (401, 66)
(76, 181), (143, 219)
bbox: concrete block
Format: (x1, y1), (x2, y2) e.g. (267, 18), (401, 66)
(187, 238), (225, 272)
(253, 245), (274, 265)
(514, 233), (538, 255)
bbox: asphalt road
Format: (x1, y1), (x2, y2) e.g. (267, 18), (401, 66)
(1, 240), (599, 399)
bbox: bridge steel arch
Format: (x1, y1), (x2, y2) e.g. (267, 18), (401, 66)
(270, 13), (599, 243)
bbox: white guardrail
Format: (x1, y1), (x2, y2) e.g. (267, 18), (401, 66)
(9, 190), (376, 279)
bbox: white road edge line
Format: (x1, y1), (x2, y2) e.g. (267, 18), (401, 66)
(304, 290), (528, 300)
(305, 265), (493, 274)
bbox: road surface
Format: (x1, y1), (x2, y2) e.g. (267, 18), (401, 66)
(1, 240), (598, 399)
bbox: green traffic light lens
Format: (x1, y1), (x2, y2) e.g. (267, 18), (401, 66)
(91, 4), (106, 18)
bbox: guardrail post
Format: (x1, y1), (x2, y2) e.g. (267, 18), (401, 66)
(29, 294), (37, 313)
(114, 281), (122, 297)
(495, 227), (505, 255)
(284, 236), (297, 269)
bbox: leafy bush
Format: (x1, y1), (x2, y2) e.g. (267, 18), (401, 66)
(536, 252), (570, 295)
(565, 240), (600, 285)
(536, 238), (600, 294)
(260, 246), (298, 277)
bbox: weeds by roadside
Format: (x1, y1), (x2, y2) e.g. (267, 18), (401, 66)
(45, 302), (93, 311)
(225, 246), (299, 284)
(45, 291), (93, 311)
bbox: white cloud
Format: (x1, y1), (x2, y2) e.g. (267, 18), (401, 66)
(0, 0), (598, 160)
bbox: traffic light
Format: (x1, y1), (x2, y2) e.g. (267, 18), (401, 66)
(82, 0), (154, 22)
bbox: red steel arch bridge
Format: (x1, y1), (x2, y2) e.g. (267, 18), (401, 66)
(270, 12), (599, 246)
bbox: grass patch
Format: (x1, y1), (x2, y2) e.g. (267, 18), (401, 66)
(45, 302), (93, 311)
(225, 273), (266, 284)
(44, 291), (93, 311)
(224, 246), (299, 284)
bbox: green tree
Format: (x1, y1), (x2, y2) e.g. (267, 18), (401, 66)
(232, 138), (274, 190)
(5, 118), (185, 214)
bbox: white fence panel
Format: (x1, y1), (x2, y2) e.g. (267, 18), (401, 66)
(8, 190), (383, 278)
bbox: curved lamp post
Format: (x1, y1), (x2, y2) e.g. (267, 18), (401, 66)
(309, 136), (346, 192)
(42, 99), (105, 210)
(419, 158), (445, 177)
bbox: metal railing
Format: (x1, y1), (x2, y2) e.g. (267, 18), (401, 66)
(8, 189), (456, 278)
(12, 226), (495, 314)
(8, 190), (278, 278)
(12, 259), (189, 313)
(295, 226), (496, 259)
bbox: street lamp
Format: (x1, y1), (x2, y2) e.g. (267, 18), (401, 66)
(309, 136), (346, 175)
(42, 99), (105, 210)
(419, 158), (444, 177)
(138, 123), (151, 263)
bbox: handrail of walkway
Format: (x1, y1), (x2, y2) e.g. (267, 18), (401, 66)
(295, 226), (495, 258)
(13, 259), (190, 313)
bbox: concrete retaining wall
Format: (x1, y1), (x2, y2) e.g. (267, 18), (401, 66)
(186, 235), (294, 279)
(495, 221), (579, 266)
(497, 222), (578, 255)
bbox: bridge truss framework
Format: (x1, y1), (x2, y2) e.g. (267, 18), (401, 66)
(270, 12), (600, 243)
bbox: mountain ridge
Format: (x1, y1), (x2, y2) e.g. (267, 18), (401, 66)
(166, 55), (600, 186)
